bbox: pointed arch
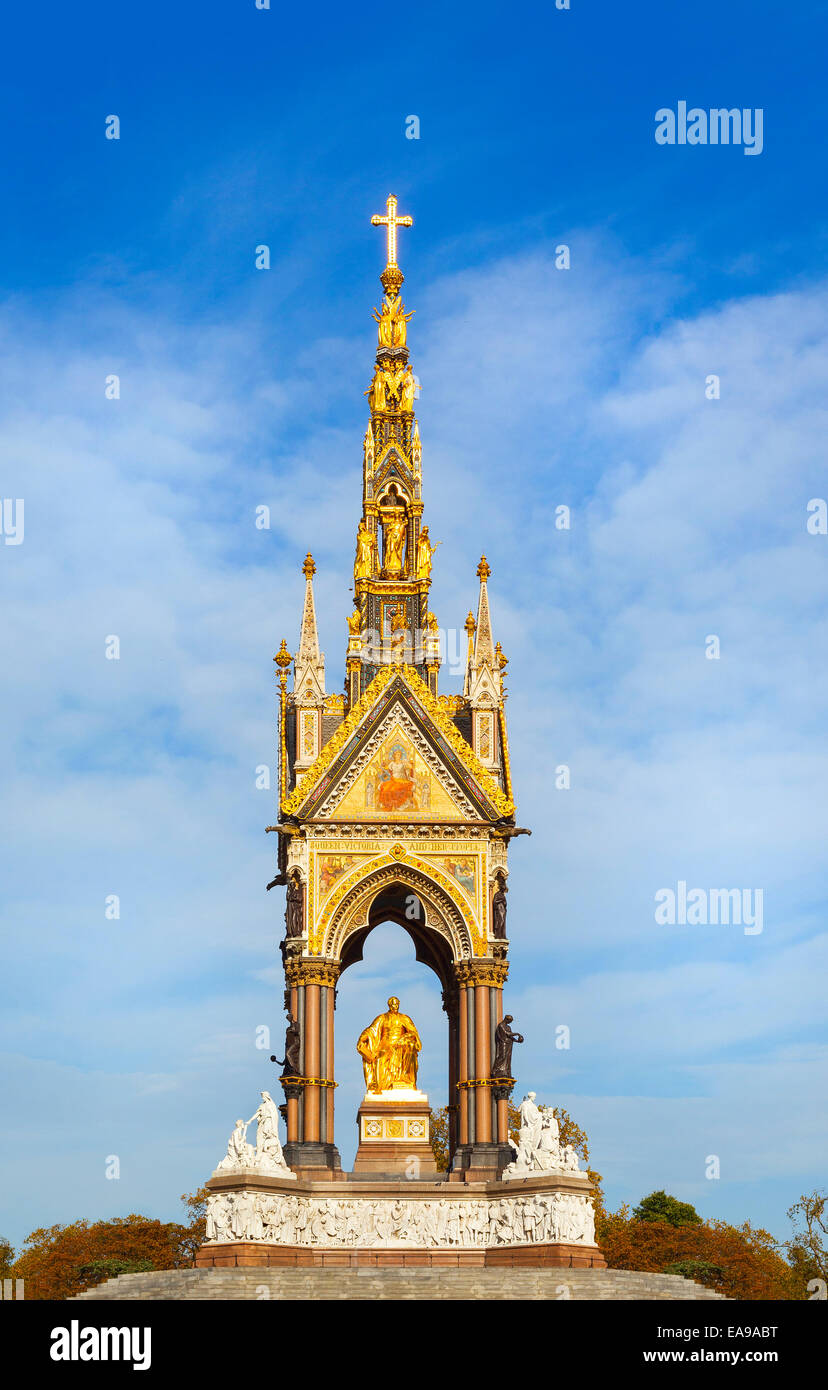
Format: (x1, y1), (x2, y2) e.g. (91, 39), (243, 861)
(324, 860), (473, 989)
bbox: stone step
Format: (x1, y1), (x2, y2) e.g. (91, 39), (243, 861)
(72, 1267), (727, 1301)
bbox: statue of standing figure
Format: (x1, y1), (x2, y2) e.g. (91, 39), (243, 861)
(354, 519), (378, 581)
(381, 510), (408, 577)
(272, 1015), (301, 1077)
(372, 294), (414, 349)
(400, 365), (418, 412)
(414, 525), (439, 579)
(285, 872), (303, 938)
(491, 1014), (523, 1078)
(492, 879), (508, 939)
(248, 1091), (293, 1175)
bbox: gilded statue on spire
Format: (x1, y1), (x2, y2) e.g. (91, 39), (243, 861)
(373, 294), (415, 349)
(380, 510), (407, 576)
(354, 519), (378, 581)
(415, 525), (440, 579)
(400, 365), (418, 412)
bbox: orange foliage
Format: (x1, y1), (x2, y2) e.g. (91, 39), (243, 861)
(598, 1208), (799, 1301)
(14, 1190), (209, 1301)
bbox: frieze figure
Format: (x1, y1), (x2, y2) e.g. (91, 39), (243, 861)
(203, 1189), (597, 1249)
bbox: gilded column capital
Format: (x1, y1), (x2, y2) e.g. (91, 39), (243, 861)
(454, 960), (509, 988)
(285, 958), (341, 988)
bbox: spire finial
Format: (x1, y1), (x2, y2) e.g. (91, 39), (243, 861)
(372, 193), (413, 298)
(477, 555), (491, 581)
(371, 193), (413, 270)
(273, 638), (292, 670)
(302, 552), (316, 579)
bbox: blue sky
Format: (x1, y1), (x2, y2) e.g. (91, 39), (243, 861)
(1, 0), (827, 1247)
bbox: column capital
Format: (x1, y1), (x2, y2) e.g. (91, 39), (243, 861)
(285, 958), (341, 988)
(454, 960), (509, 988)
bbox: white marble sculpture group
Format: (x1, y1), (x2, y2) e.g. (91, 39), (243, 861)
(501, 1093), (583, 1180)
(205, 1189), (595, 1248)
(208, 1088), (596, 1250)
(215, 1091), (296, 1179)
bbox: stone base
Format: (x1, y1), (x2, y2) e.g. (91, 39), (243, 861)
(201, 1171), (601, 1264)
(450, 1141), (514, 1181)
(352, 1094), (438, 1176)
(283, 1141), (341, 1176)
(195, 1241), (605, 1269)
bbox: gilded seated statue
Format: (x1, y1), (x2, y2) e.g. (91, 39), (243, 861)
(357, 997), (422, 1094)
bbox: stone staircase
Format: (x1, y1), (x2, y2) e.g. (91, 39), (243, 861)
(71, 1267), (727, 1301)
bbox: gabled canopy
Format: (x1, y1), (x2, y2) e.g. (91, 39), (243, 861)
(281, 664), (514, 822)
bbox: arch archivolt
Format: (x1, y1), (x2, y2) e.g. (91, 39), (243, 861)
(319, 852), (480, 963)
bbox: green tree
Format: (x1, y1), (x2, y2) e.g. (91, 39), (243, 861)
(633, 1190), (702, 1227)
(663, 1259), (723, 1288)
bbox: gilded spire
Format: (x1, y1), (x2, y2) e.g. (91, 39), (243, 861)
(350, 194), (435, 704)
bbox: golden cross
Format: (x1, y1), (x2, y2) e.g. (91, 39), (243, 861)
(371, 194), (413, 268)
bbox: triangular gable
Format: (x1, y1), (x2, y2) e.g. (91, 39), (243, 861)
(374, 443), (415, 497)
(281, 664), (514, 821)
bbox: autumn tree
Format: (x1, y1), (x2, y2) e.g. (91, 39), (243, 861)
(12, 1192), (209, 1301)
(598, 1201), (799, 1301)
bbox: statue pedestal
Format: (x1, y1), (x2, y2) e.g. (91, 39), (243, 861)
(352, 1090), (439, 1177)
